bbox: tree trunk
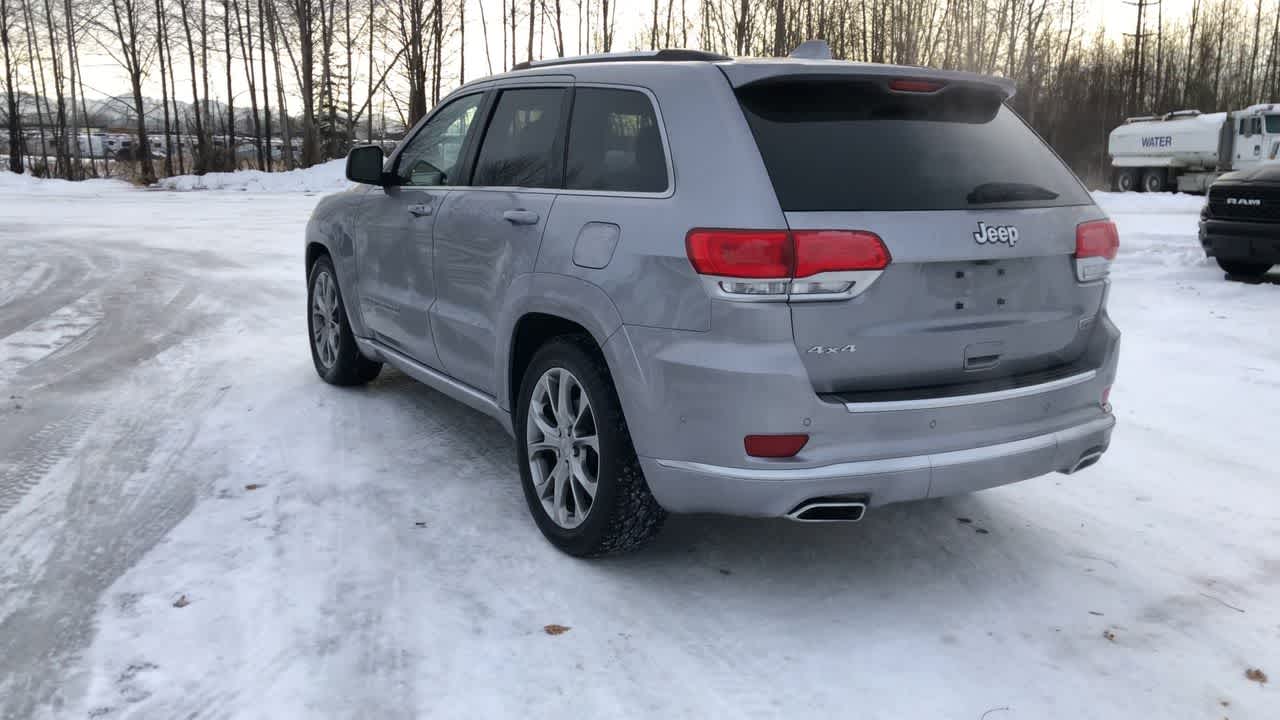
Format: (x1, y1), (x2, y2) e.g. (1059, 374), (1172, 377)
(155, 0), (175, 176)
(258, 0), (272, 169)
(1, 0), (23, 174)
(772, 0), (784, 56)
(40, 0), (69, 177)
(267, 0), (292, 168)
(180, 0), (208, 172)
(20, 0), (50, 175)
(62, 0), (82, 178)
(224, 0), (236, 167)
(234, 0), (264, 168)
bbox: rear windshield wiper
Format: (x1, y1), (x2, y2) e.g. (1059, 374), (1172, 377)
(967, 182), (1060, 204)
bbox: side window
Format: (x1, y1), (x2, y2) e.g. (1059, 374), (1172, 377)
(1240, 118), (1249, 136)
(566, 88), (668, 193)
(1251, 117), (1264, 135)
(395, 93), (483, 186)
(472, 88), (567, 188)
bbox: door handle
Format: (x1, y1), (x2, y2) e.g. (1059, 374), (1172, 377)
(408, 203), (433, 217)
(502, 209), (540, 225)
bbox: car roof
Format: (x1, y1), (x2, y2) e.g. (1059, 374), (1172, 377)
(457, 48), (1015, 99)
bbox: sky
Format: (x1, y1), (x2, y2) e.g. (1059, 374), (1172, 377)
(65, 0), (1200, 122)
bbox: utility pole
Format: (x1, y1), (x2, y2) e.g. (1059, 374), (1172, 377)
(1123, 0), (1160, 116)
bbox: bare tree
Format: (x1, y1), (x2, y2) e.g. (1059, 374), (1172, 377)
(1, 0), (21, 173)
(179, 0), (208, 171)
(20, 0), (51, 173)
(101, 0), (159, 183)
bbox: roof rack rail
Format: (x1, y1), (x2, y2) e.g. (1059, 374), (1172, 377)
(511, 49), (731, 72)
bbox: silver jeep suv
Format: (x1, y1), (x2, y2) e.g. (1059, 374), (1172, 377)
(304, 49), (1121, 556)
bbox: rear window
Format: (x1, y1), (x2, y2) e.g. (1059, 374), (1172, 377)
(565, 88), (668, 193)
(737, 80), (1092, 211)
(473, 87), (567, 188)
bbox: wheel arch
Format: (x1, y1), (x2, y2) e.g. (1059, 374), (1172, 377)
(498, 273), (625, 413)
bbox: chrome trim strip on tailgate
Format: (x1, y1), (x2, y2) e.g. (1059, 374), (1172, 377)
(841, 369), (1097, 414)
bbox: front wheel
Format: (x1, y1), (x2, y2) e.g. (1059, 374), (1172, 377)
(514, 337), (665, 557)
(1216, 258), (1274, 278)
(307, 255), (382, 385)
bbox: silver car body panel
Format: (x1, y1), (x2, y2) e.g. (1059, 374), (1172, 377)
(306, 55), (1120, 519)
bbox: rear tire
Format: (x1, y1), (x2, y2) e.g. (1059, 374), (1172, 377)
(514, 336), (665, 557)
(1141, 168), (1165, 193)
(1114, 169), (1139, 192)
(1216, 258), (1273, 278)
(307, 255), (382, 385)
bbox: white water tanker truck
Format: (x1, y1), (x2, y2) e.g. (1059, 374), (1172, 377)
(1108, 103), (1280, 192)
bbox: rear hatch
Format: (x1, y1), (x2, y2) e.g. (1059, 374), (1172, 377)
(732, 71), (1104, 394)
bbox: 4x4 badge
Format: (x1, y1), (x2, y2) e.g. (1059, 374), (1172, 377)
(973, 221), (1019, 246)
(807, 345), (856, 354)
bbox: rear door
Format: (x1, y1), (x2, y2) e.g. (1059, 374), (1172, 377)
(734, 77), (1104, 394)
(430, 85), (568, 393)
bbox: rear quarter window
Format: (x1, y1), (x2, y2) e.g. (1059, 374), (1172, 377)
(737, 80), (1092, 212)
(565, 88), (668, 193)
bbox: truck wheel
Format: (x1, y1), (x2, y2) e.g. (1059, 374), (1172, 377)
(514, 336), (666, 557)
(1115, 169), (1138, 192)
(1141, 169), (1165, 193)
(1216, 259), (1273, 278)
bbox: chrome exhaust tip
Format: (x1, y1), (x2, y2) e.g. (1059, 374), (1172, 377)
(786, 499), (868, 523)
(1064, 447), (1105, 474)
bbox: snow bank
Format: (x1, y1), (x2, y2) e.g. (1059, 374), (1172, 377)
(1092, 190), (1206, 215)
(155, 158), (349, 193)
(0, 170), (131, 196)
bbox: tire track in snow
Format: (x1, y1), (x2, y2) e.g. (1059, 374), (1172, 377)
(0, 261), (55, 308)
(0, 292), (105, 382)
(0, 407), (103, 517)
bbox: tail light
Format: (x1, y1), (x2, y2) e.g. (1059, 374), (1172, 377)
(889, 79), (945, 93)
(686, 229), (891, 300)
(744, 434), (809, 458)
(1074, 220), (1119, 282)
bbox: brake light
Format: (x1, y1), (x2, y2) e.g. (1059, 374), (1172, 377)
(686, 228), (890, 298)
(889, 79), (945, 93)
(1074, 220), (1119, 281)
(1076, 220), (1119, 259)
(792, 230), (892, 276)
(686, 229), (791, 278)
(744, 434), (809, 458)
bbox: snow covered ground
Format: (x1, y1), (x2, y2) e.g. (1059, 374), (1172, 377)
(0, 178), (1277, 720)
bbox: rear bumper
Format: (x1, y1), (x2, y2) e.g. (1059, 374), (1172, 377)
(603, 304), (1121, 518)
(1200, 218), (1280, 263)
(640, 415), (1113, 516)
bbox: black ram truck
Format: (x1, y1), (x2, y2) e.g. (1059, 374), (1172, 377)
(1200, 166), (1280, 278)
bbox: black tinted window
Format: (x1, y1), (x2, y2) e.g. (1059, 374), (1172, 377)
(473, 88), (567, 188)
(737, 80), (1091, 211)
(566, 88), (668, 192)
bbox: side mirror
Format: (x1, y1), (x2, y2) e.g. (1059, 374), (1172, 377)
(346, 145), (387, 185)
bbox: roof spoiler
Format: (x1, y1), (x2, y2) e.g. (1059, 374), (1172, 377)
(720, 61), (1016, 100)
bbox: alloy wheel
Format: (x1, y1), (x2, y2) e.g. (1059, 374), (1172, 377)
(525, 367), (600, 529)
(311, 270), (340, 369)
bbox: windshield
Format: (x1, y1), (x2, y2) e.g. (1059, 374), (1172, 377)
(1266, 115), (1280, 133)
(736, 79), (1093, 211)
